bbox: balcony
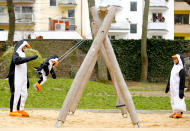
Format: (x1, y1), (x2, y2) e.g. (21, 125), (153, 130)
(58, 0), (77, 7)
(109, 21), (130, 35)
(175, 24), (190, 33)
(149, 0), (168, 11)
(0, 13), (34, 24)
(50, 17), (76, 31)
(15, 13), (34, 24)
(0, 0), (35, 3)
(0, 13), (9, 24)
(148, 22), (168, 34)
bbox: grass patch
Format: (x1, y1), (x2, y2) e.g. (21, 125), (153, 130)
(0, 78), (189, 110)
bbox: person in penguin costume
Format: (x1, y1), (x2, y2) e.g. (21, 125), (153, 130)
(7, 40), (38, 117)
(33, 55), (58, 91)
(165, 54), (186, 118)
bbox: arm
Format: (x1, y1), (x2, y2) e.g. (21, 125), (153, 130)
(13, 52), (38, 65)
(179, 69), (186, 99)
(50, 68), (56, 79)
(165, 75), (170, 93)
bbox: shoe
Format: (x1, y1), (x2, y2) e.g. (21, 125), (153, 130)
(173, 114), (182, 118)
(34, 82), (41, 91)
(169, 113), (175, 118)
(9, 111), (22, 117)
(17, 110), (29, 117)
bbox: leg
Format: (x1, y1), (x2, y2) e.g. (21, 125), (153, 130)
(34, 71), (47, 91)
(18, 80), (29, 117)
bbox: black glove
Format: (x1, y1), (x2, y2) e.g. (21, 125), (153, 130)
(165, 86), (169, 93)
(179, 90), (184, 99)
(30, 55), (38, 60)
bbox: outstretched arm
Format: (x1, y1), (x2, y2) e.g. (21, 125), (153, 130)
(13, 52), (38, 65)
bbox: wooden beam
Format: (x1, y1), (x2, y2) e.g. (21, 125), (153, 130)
(90, 7), (140, 126)
(55, 6), (117, 127)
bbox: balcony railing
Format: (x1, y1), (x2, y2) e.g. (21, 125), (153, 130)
(150, 0), (168, 10)
(148, 22), (168, 31)
(0, 0), (35, 3)
(0, 13), (9, 24)
(15, 13), (34, 24)
(58, 0), (77, 7)
(0, 13), (34, 24)
(175, 24), (190, 33)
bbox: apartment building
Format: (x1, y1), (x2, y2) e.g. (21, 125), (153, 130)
(174, 0), (190, 40)
(0, 0), (91, 41)
(95, 0), (174, 40)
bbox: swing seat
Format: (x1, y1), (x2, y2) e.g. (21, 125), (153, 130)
(116, 104), (125, 107)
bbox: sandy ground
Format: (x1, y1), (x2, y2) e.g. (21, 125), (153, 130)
(0, 110), (190, 128)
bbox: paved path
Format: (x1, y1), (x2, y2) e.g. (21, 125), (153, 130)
(130, 91), (190, 98)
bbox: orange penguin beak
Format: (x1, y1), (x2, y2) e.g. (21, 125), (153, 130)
(172, 55), (179, 64)
(25, 44), (31, 48)
(54, 61), (58, 67)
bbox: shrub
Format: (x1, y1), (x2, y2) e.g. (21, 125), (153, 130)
(76, 39), (189, 82)
(0, 46), (44, 78)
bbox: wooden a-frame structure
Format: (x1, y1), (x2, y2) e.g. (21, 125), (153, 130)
(55, 6), (140, 128)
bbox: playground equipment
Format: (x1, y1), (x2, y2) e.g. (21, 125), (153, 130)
(55, 6), (140, 128)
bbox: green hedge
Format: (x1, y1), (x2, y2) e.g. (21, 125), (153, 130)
(0, 47), (44, 78)
(75, 39), (189, 82)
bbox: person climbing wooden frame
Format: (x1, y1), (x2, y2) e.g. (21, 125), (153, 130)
(55, 6), (140, 128)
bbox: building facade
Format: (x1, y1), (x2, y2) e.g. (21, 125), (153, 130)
(174, 0), (190, 40)
(0, 0), (91, 41)
(95, 0), (174, 40)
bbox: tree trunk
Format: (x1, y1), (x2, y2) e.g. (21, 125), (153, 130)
(7, 0), (15, 46)
(88, 0), (108, 82)
(140, 0), (149, 81)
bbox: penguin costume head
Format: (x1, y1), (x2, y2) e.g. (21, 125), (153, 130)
(172, 54), (184, 67)
(14, 40), (31, 52)
(46, 55), (59, 67)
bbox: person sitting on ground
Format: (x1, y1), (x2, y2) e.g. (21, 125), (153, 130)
(33, 55), (59, 91)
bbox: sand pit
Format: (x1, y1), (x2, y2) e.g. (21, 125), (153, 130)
(0, 109), (190, 128)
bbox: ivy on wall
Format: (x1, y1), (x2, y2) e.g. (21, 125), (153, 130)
(75, 39), (189, 82)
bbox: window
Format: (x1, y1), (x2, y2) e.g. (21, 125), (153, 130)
(68, 9), (75, 17)
(152, 36), (163, 39)
(174, 37), (185, 40)
(22, 7), (33, 13)
(130, 2), (137, 11)
(50, 0), (56, 6)
(108, 35), (116, 40)
(14, 6), (33, 13)
(175, 14), (189, 24)
(130, 24), (137, 33)
(0, 6), (4, 14)
(152, 13), (165, 22)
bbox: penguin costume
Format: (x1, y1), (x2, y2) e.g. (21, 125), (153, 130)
(7, 40), (38, 117)
(165, 54), (186, 118)
(34, 55), (58, 91)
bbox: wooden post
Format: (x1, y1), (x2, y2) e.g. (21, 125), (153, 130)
(90, 7), (140, 126)
(55, 6), (117, 127)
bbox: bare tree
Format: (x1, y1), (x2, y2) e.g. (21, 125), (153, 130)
(140, 0), (150, 81)
(7, 0), (15, 46)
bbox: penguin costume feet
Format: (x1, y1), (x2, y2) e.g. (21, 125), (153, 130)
(169, 113), (182, 119)
(34, 82), (42, 91)
(17, 110), (29, 117)
(9, 111), (22, 117)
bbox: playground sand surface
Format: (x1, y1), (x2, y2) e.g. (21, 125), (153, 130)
(0, 110), (190, 129)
